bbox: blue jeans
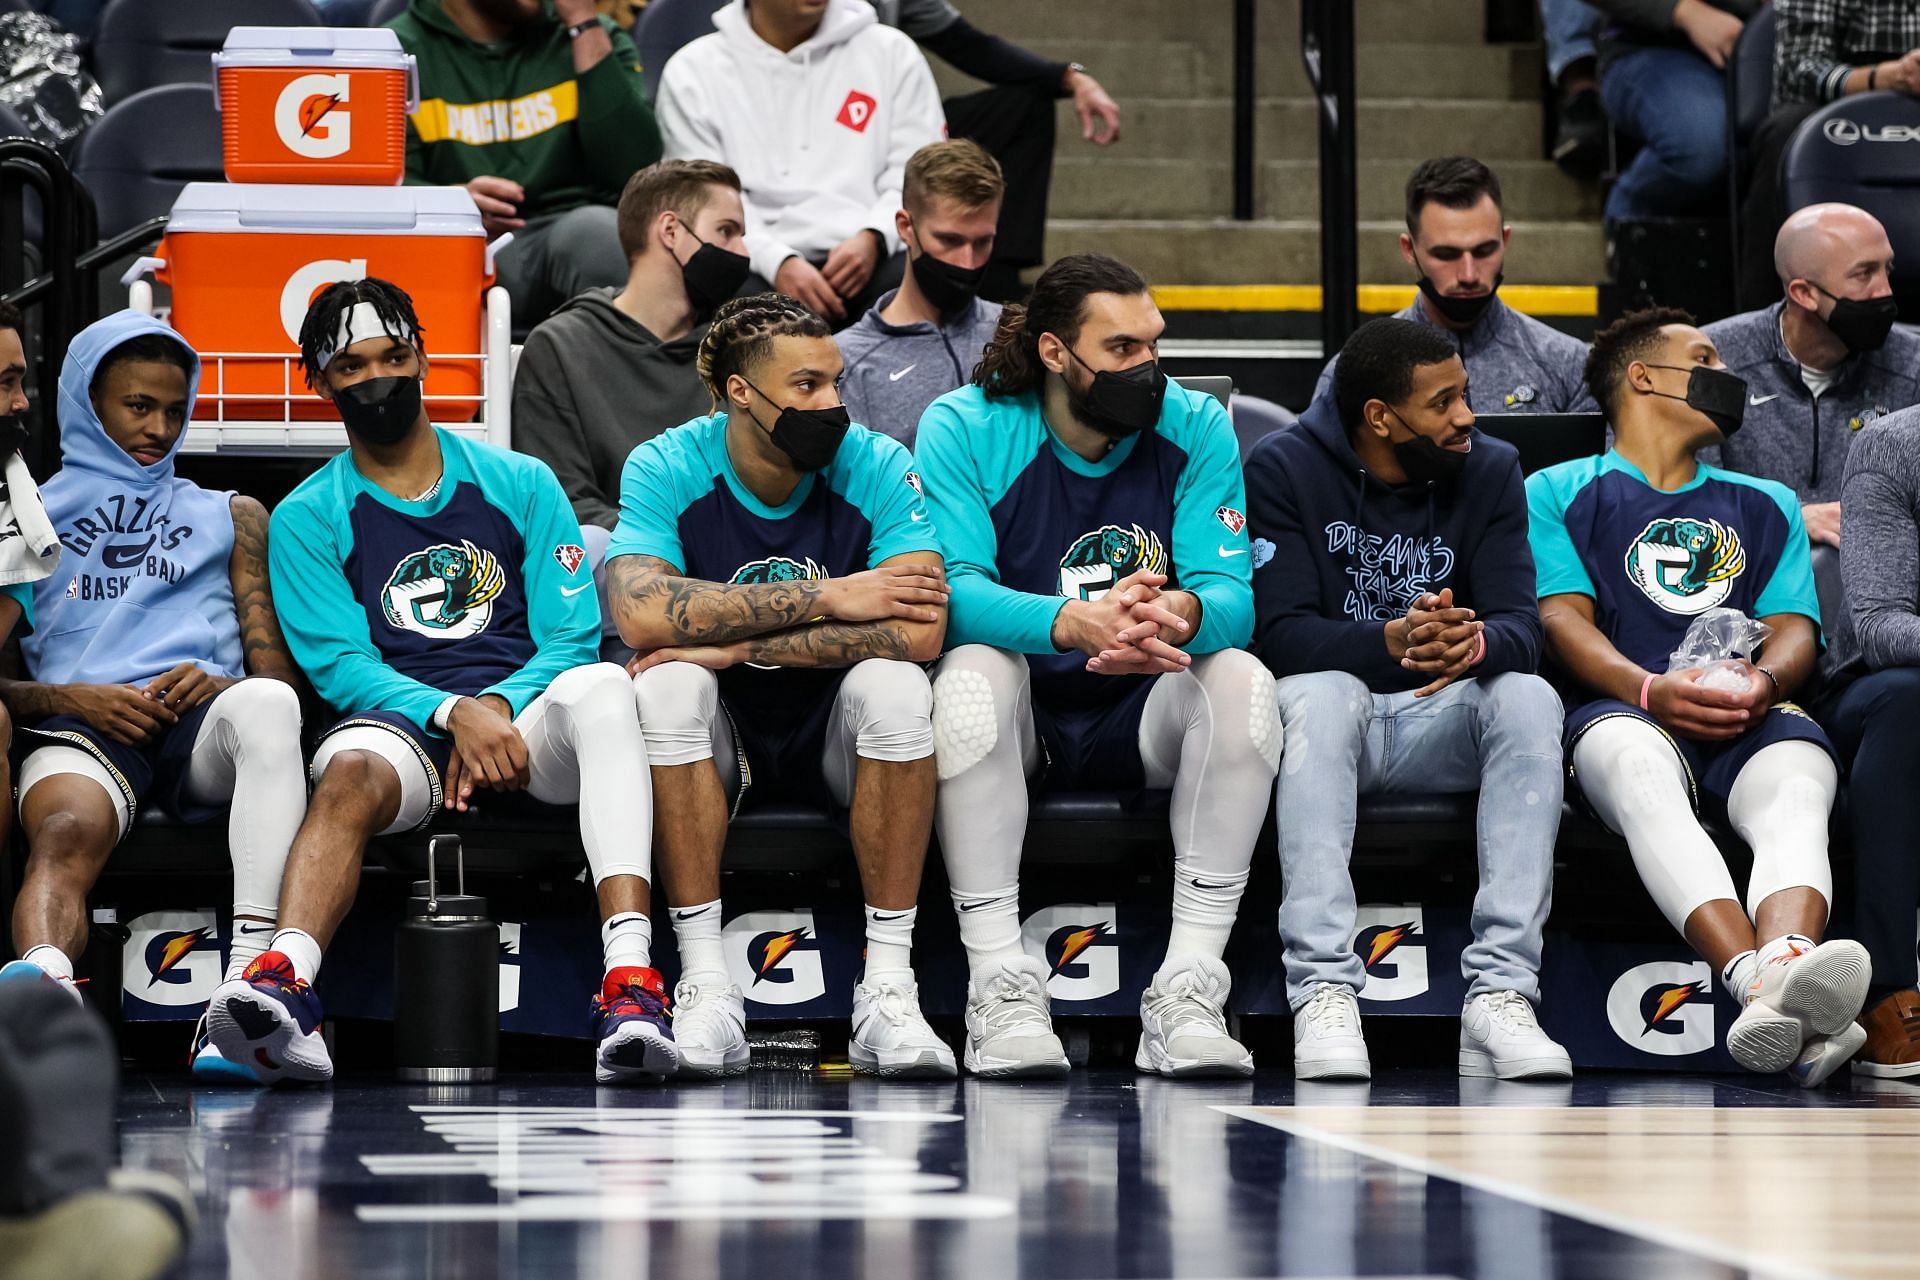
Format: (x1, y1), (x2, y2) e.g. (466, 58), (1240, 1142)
(1599, 45), (1729, 220)
(1540, 0), (1601, 81)
(1273, 671), (1564, 1010)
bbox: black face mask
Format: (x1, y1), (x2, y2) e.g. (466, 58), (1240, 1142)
(1644, 363), (1747, 439)
(0, 412), (27, 458)
(907, 225), (986, 314)
(677, 228), (752, 321)
(742, 378), (850, 472)
(335, 375), (423, 447)
(1810, 281), (1899, 354)
(1415, 254), (1502, 327)
(1063, 345), (1167, 439)
(1383, 409), (1471, 487)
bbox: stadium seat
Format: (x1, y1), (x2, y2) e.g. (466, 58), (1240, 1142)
(366, 0), (408, 27)
(635, 0), (724, 101)
(70, 83), (222, 241)
(1723, 1), (1776, 268)
(90, 0), (322, 104)
(1781, 91), (1920, 320)
(1229, 393), (1296, 460)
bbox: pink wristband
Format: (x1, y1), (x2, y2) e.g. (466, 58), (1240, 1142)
(1638, 672), (1656, 711)
(1468, 631), (1487, 667)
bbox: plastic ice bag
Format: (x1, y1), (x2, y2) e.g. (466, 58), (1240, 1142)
(1667, 607), (1771, 693)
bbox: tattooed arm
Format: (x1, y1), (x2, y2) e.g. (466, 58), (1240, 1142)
(228, 494), (306, 693)
(606, 552), (949, 654)
(626, 553), (949, 672)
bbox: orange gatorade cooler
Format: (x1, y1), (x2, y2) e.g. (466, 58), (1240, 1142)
(147, 183), (495, 422)
(214, 27), (417, 186)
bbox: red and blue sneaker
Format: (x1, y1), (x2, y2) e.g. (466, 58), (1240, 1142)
(205, 952), (332, 1086)
(190, 1008), (265, 1086)
(593, 966), (679, 1085)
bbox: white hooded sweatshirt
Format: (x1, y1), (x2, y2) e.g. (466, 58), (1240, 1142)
(657, 0), (946, 284)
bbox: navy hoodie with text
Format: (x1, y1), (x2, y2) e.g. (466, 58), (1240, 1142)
(1245, 397), (1542, 693)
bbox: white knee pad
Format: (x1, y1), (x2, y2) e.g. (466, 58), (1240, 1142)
(310, 726), (435, 835)
(632, 661), (721, 766)
(841, 659), (934, 763)
(540, 662), (635, 721)
(19, 745), (130, 841)
(932, 667), (999, 781)
(1212, 652), (1283, 775)
(1732, 740), (1838, 917)
(200, 677), (304, 756)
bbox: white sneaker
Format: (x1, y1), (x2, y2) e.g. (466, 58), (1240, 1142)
(1727, 939), (1872, 1074)
(1790, 1023), (1868, 1089)
(1135, 955), (1254, 1079)
(850, 977), (957, 1079)
(963, 956), (1070, 1078)
(1292, 983), (1370, 1081)
(672, 971), (750, 1079)
(1459, 990), (1572, 1080)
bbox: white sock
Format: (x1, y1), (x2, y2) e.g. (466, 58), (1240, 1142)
(601, 912), (653, 973)
(669, 900), (725, 977)
(864, 905), (916, 983)
(1166, 864), (1248, 969)
(1721, 949), (1759, 1004)
(21, 943), (73, 983)
(1757, 933), (1816, 972)
(228, 915), (277, 983)
(269, 928), (323, 982)
(951, 888), (1024, 986)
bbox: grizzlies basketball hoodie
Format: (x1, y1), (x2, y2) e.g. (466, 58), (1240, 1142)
(1244, 395), (1543, 693)
(23, 311), (243, 688)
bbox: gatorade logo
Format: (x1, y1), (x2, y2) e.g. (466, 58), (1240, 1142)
(123, 909), (223, 1009)
(1351, 904), (1428, 1002)
(279, 257), (367, 345)
(836, 90), (877, 133)
(1022, 903), (1120, 1001)
(275, 73), (353, 159)
(1606, 959), (1716, 1056)
(724, 909), (826, 1007)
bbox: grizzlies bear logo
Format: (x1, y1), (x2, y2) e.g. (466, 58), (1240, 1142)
(1057, 523), (1168, 601)
(382, 539), (507, 639)
(731, 555), (828, 586)
(1625, 516), (1746, 615)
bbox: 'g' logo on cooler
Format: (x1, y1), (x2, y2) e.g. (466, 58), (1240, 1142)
(1606, 959), (1716, 1056)
(1021, 903), (1120, 1002)
(279, 257), (368, 345)
(275, 73), (353, 159)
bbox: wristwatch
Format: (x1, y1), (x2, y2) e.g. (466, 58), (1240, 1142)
(1064, 61), (1090, 86)
(565, 18), (598, 39)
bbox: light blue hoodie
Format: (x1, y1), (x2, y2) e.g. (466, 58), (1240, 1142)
(21, 311), (244, 688)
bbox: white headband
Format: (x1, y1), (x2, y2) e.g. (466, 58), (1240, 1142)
(315, 300), (417, 370)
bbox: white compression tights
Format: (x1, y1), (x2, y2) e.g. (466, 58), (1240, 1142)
(18, 677), (307, 921)
(1571, 715), (1837, 930)
(310, 663), (653, 884)
(931, 644), (1281, 977)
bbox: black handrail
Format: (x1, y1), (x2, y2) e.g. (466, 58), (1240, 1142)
(0, 137), (89, 478)
(1302, 0), (1359, 353)
(1232, 0), (1256, 221)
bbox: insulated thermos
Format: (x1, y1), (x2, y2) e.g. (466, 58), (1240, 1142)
(394, 835), (498, 1082)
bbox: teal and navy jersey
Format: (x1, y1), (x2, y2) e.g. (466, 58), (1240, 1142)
(1525, 451), (1820, 674)
(269, 429), (598, 730)
(914, 381), (1252, 706)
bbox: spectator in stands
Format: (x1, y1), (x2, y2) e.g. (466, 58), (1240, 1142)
(1587, 0), (1759, 222)
(1541, 0), (1608, 178)
(388, 0), (663, 324)
(872, 0), (1122, 300)
(211, 278), (671, 1088)
(1251, 317), (1571, 1085)
(1830, 411), (1920, 1078)
(1530, 306), (1868, 1088)
(1313, 158), (1597, 416)
(512, 158), (749, 654)
(609, 293), (955, 1080)
(836, 139), (1003, 446)
(656, 0), (946, 328)
(1738, 0), (1920, 305)
(917, 254), (1277, 1080)
(1704, 204), (1918, 563)
(0, 312), (307, 1087)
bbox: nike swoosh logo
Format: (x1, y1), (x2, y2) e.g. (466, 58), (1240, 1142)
(672, 908), (715, 921)
(1190, 879), (1236, 890)
(235, 924), (274, 934)
(1218, 546), (1247, 558)
(101, 536), (156, 570)
(1750, 394), (1779, 406)
(560, 582), (592, 597)
(957, 898), (1007, 912)
(871, 912), (912, 923)
(889, 364), (917, 382)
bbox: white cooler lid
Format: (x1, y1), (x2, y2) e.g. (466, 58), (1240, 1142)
(165, 183), (485, 236)
(216, 25), (413, 71)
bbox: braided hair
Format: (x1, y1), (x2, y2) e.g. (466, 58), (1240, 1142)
(297, 277), (426, 391)
(696, 292), (832, 413)
(972, 253), (1148, 398)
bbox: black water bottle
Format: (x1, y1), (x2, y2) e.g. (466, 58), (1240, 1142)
(394, 835), (498, 1082)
